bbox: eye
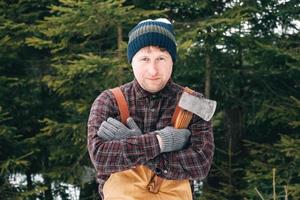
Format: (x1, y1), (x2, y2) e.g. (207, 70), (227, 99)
(158, 57), (166, 61)
(140, 57), (149, 62)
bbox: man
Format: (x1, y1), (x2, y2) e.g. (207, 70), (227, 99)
(88, 18), (214, 200)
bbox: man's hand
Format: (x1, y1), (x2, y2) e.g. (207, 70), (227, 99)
(97, 117), (142, 140)
(155, 126), (191, 153)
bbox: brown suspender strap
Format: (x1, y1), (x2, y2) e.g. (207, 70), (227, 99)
(110, 87), (129, 124)
(147, 174), (165, 194)
(148, 87), (195, 194)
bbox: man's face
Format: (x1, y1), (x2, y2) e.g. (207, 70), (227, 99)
(131, 46), (173, 93)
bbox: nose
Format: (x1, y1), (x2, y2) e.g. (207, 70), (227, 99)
(147, 61), (159, 76)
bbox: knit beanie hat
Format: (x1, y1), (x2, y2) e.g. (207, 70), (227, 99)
(127, 18), (177, 63)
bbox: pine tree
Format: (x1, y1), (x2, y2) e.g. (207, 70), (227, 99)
(244, 96), (300, 199)
(0, 0), (58, 198)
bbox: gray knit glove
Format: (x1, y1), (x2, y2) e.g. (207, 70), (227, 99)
(156, 126), (191, 153)
(97, 117), (142, 140)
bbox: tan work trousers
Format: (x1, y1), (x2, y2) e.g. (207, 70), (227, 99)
(103, 165), (192, 200)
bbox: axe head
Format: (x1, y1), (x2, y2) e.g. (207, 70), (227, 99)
(178, 92), (217, 121)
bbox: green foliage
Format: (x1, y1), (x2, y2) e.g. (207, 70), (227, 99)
(1, 0), (299, 199)
(243, 95), (300, 199)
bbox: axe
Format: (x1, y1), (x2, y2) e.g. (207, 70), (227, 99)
(173, 88), (217, 129)
(177, 90), (217, 123)
(147, 88), (217, 193)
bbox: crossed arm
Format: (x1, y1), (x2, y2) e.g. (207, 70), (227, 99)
(87, 90), (214, 180)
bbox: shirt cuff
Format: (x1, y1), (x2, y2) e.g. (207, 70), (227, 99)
(141, 133), (161, 161)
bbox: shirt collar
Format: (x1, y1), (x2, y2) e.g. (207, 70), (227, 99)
(133, 79), (177, 99)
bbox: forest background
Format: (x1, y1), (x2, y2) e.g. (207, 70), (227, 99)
(0, 0), (299, 199)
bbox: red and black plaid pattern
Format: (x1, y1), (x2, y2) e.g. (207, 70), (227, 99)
(87, 79), (214, 199)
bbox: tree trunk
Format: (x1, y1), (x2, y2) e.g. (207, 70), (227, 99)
(225, 106), (242, 155)
(224, 106), (243, 198)
(117, 24), (123, 58)
(204, 52), (211, 98)
(43, 147), (53, 200)
(26, 171), (33, 190)
(44, 176), (53, 200)
(204, 27), (212, 98)
(116, 23), (125, 85)
(26, 170), (35, 200)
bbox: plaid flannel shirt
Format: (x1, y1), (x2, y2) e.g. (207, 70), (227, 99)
(87, 79), (214, 198)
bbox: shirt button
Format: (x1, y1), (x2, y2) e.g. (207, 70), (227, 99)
(163, 170), (168, 174)
(155, 168), (162, 174)
(150, 109), (155, 112)
(151, 95), (160, 100)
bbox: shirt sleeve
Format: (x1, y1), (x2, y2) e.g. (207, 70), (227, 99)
(162, 116), (214, 180)
(87, 90), (161, 175)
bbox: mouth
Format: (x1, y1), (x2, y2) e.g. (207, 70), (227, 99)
(146, 77), (160, 81)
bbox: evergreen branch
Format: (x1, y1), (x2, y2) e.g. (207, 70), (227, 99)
(255, 187), (266, 200)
